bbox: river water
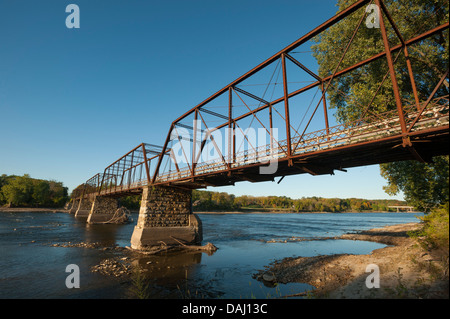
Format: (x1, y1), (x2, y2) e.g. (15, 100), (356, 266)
(0, 211), (422, 299)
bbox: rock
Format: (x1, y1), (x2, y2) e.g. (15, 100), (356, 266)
(262, 273), (275, 282)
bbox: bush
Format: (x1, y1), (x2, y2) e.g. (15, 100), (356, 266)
(414, 202), (449, 251)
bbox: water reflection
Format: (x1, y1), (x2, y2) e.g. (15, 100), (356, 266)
(84, 223), (124, 247)
(131, 250), (203, 285)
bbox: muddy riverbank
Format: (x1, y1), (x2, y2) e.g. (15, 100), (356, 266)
(254, 222), (449, 298)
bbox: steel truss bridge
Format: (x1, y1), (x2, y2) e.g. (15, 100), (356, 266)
(77, 0), (449, 199)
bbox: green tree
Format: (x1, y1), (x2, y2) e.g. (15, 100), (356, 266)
(0, 174), (14, 205)
(1, 174), (34, 207)
(121, 195), (141, 210)
(312, 0), (448, 122)
(32, 180), (51, 207)
(380, 156), (449, 212)
(311, 0), (449, 210)
(0, 174), (68, 208)
(48, 181), (69, 207)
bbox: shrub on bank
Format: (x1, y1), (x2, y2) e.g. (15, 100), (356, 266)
(418, 202), (449, 251)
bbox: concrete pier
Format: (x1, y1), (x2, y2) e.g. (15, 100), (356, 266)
(75, 195), (94, 217)
(130, 186), (202, 249)
(87, 196), (119, 224)
(68, 198), (80, 214)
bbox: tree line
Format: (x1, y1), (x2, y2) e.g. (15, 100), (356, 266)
(191, 190), (406, 212)
(0, 174), (69, 208)
(68, 187), (406, 213)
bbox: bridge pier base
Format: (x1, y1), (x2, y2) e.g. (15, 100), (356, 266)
(87, 196), (120, 224)
(68, 198), (80, 214)
(130, 186), (202, 250)
(75, 195), (94, 217)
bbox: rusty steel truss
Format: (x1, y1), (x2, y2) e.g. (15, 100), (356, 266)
(80, 0), (449, 198)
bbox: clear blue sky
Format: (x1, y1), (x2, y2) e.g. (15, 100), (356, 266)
(0, 0), (404, 200)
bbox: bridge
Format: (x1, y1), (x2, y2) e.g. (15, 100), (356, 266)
(388, 206), (416, 212)
(68, 0), (449, 250)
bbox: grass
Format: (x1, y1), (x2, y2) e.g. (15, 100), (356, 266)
(129, 266), (151, 299)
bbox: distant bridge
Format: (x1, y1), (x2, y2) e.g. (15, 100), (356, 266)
(388, 206), (416, 212)
(69, 0), (449, 249)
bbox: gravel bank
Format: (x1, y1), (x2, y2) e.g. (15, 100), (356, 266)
(254, 223), (449, 299)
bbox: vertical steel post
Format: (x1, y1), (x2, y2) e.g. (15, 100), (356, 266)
(192, 109), (198, 178)
(375, 0), (408, 138)
(141, 143), (151, 184)
(378, 0), (421, 112)
(152, 124), (174, 184)
(281, 53), (293, 164)
(228, 87), (233, 170)
(321, 82), (330, 138)
(403, 46), (421, 111)
(269, 104), (274, 151)
(114, 163), (118, 193)
(233, 121), (236, 163)
(98, 171), (106, 196)
(128, 151), (134, 188)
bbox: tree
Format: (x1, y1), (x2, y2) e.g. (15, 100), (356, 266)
(1, 175), (33, 207)
(0, 174), (69, 208)
(312, 0), (448, 121)
(48, 181), (69, 207)
(311, 0), (449, 210)
(0, 174), (14, 205)
(32, 180), (51, 207)
(380, 156), (449, 212)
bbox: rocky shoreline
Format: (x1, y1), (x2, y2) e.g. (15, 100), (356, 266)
(253, 222), (449, 298)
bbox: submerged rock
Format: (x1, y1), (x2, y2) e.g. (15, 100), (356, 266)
(262, 273), (275, 282)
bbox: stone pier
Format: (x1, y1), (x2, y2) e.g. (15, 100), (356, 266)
(68, 198), (80, 214)
(87, 196), (120, 224)
(75, 195), (94, 217)
(130, 186), (202, 249)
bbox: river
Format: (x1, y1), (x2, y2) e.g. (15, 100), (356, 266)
(0, 211), (423, 299)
